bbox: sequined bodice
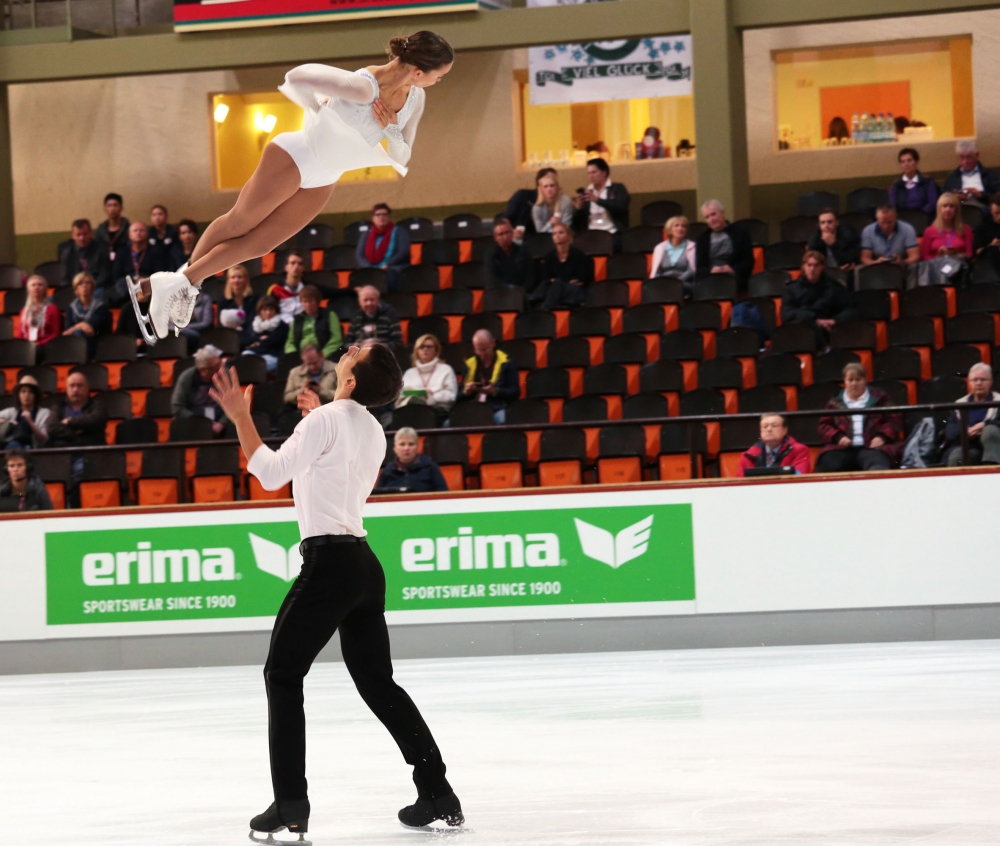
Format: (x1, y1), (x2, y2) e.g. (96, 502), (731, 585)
(327, 68), (418, 148)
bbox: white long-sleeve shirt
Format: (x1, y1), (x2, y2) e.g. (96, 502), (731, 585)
(246, 399), (386, 539)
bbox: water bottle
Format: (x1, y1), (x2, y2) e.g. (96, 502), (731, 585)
(851, 112), (860, 143)
(877, 113), (887, 142)
(886, 112), (896, 142)
(858, 113), (870, 143)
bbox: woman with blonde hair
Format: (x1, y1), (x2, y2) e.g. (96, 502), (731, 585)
(532, 171), (574, 234)
(921, 191), (974, 260)
(17, 275), (60, 356)
(62, 271), (108, 359)
(219, 264), (258, 339)
(650, 215), (697, 294)
(397, 332), (457, 424)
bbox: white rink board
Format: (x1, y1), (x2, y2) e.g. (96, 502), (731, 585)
(2, 471), (998, 642)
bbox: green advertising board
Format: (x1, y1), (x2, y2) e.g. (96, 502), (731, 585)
(44, 504), (694, 625)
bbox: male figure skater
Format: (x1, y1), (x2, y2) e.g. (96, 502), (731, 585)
(209, 344), (463, 838)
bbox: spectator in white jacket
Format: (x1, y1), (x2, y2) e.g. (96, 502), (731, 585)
(397, 333), (458, 425)
(650, 215), (697, 296)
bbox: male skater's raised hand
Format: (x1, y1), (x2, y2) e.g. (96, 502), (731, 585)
(209, 366), (263, 462)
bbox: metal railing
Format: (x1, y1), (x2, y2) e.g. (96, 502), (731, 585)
(16, 400), (1000, 501)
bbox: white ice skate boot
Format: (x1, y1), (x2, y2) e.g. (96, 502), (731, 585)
(128, 270), (198, 345)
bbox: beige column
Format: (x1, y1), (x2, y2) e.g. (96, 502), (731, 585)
(691, 0), (750, 220)
(0, 84), (15, 265)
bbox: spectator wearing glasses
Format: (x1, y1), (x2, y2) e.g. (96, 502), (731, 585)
(888, 148), (939, 220)
(375, 427), (449, 493)
(807, 209), (860, 270)
(485, 216), (535, 291)
(942, 363), (1000, 466)
(354, 203), (411, 292)
(94, 193), (129, 262)
(736, 413), (810, 475)
(397, 333), (457, 426)
(942, 140), (1000, 209)
(815, 362), (903, 473)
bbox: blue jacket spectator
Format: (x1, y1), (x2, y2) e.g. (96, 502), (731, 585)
(375, 427), (449, 493)
(354, 203), (411, 292)
(63, 272), (109, 359)
(888, 148), (939, 220)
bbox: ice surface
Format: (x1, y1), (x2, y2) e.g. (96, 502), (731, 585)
(2, 640), (1000, 845)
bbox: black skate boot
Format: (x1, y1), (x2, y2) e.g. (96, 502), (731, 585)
(249, 799), (311, 845)
(398, 790), (464, 831)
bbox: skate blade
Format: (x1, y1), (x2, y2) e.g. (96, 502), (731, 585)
(399, 820), (468, 835)
(126, 275), (159, 346)
(248, 830), (311, 846)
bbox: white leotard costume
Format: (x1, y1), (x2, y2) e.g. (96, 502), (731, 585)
(272, 65), (426, 189)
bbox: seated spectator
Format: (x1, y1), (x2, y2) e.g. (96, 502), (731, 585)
(148, 204), (178, 251)
(46, 370), (106, 505)
(0, 375), (50, 449)
(354, 203), (410, 292)
(921, 191), (974, 261)
(345, 285), (403, 347)
(284, 343), (337, 407)
(781, 251), (858, 347)
(974, 193), (1000, 274)
(94, 193), (129, 262)
(219, 264), (258, 342)
(485, 217), (535, 290)
(807, 209), (860, 270)
(170, 287), (214, 353)
(268, 249), (307, 324)
(397, 333), (458, 425)
(532, 171), (574, 234)
(60, 219), (110, 290)
(285, 284), (342, 358)
(171, 345), (229, 436)
(47, 371), (106, 448)
(571, 158), (630, 251)
(942, 140), (1000, 209)
(0, 449), (53, 511)
(815, 362), (902, 473)
(650, 215), (696, 294)
(62, 271), (108, 360)
(888, 147), (939, 220)
(242, 296), (288, 373)
(860, 206), (920, 280)
(736, 413), (811, 476)
(635, 127), (666, 160)
(505, 167), (556, 239)
(375, 427), (449, 493)
(695, 199), (755, 289)
(942, 363), (1000, 466)
(459, 329), (518, 424)
(110, 220), (173, 308)
(18, 274), (60, 356)
(535, 222), (594, 309)
(171, 219), (199, 270)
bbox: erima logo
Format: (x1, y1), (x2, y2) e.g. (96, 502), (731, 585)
(401, 528), (560, 572)
(249, 533), (303, 582)
(574, 515), (654, 569)
(82, 542), (236, 586)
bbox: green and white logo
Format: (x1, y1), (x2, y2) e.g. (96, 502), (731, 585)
(44, 503), (695, 625)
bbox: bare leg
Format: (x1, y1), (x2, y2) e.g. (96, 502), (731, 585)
(185, 143), (305, 281)
(185, 185), (334, 283)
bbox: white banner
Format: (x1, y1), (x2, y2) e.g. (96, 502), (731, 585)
(2, 470), (999, 643)
(527, 0), (692, 105)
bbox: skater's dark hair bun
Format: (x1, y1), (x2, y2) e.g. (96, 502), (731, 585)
(351, 343), (403, 408)
(387, 31), (454, 72)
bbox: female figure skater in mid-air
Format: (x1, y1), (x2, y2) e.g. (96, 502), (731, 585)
(127, 31), (453, 345)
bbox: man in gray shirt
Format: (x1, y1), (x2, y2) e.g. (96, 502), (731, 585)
(860, 205), (920, 267)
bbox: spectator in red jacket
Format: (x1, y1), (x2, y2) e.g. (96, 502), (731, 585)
(815, 362), (903, 472)
(18, 274), (61, 355)
(736, 413), (811, 476)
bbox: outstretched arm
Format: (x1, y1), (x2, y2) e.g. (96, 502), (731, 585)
(280, 64), (377, 111)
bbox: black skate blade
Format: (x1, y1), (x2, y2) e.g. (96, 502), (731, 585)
(399, 820), (468, 835)
(249, 829), (311, 846)
(126, 275), (158, 346)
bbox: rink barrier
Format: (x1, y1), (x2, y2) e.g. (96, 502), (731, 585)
(2, 466), (1000, 673)
(19, 399), (1000, 483)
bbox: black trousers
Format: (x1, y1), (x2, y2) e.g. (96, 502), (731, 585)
(815, 446), (891, 472)
(264, 539), (450, 802)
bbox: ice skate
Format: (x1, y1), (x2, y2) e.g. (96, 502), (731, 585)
(398, 791), (465, 832)
(249, 800), (311, 846)
(131, 270), (198, 344)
